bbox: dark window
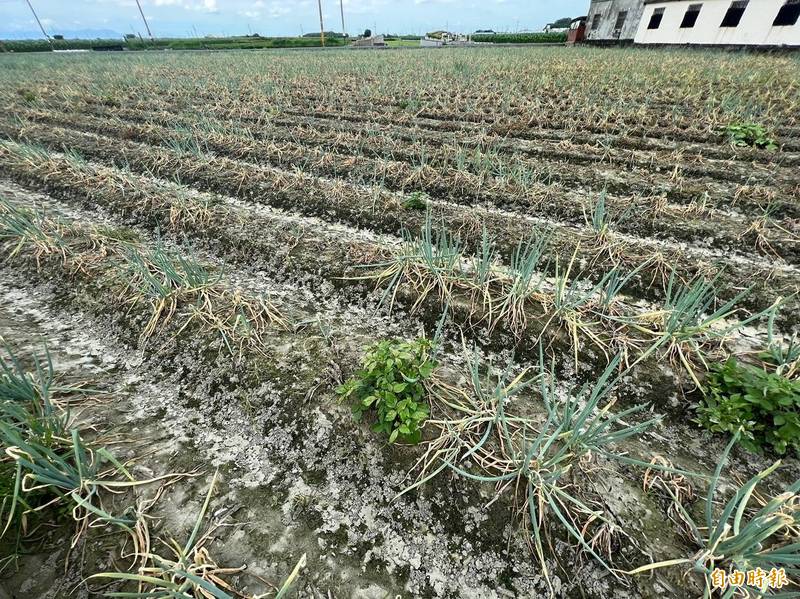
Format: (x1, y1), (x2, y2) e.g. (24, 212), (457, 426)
(614, 11), (628, 30)
(591, 13), (602, 30)
(721, 0), (748, 27)
(680, 4), (703, 28)
(773, 0), (800, 26)
(648, 7), (665, 29)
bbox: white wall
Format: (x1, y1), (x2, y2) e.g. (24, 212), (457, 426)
(635, 0), (800, 46)
(586, 0), (647, 41)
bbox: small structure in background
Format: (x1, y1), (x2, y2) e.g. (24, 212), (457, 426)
(544, 17), (573, 33)
(421, 31), (448, 47)
(420, 37), (444, 47)
(635, 0), (800, 47)
(584, 0), (646, 43)
(421, 31), (478, 47)
(425, 30), (451, 41)
(351, 34), (387, 48)
(567, 16), (588, 43)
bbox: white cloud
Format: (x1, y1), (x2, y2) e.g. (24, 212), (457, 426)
(151, 0), (218, 12)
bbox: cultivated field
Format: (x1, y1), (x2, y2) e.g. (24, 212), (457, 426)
(0, 47), (798, 598)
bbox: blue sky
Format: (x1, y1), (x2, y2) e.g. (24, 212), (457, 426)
(0, 0), (587, 39)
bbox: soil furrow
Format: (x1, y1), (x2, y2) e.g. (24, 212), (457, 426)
(136, 87), (800, 152)
(0, 198), (568, 598)
(15, 106), (799, 265)
(59, 101), (800, 219)
(1, 120), (796, 325)
(0, 150), (787, 424)
(44, 96), (799, 218)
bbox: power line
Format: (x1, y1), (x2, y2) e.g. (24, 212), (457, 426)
(134, 0), (154, 40)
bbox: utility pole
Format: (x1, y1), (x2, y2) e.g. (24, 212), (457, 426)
(317, 0), (325, 46)
(339, 0), (345, 36)
(135, 0), (154, 40)
(24, 0), (52, 48)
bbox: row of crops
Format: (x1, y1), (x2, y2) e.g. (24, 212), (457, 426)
(0, 47), (798, 598)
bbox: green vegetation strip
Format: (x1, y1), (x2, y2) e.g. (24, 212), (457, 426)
(471, 32), (567, 44)
(1, 36), (346, 53)
(341, 334), (800, 591)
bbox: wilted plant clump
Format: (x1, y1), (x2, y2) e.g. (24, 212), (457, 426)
(15, 88), (36, 104)
(0, 342), (144, 560)
(0, 201), (287, 357)
(401, 348), (672, 590)
(631, 432), (799, 597)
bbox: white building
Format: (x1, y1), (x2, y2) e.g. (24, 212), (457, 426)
(635, 0), (800, 46)
(586, 0), (647, 42)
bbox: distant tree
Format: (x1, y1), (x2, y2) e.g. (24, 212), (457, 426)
(363, 28), (372, 38)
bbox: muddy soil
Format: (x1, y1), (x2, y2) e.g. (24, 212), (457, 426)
(1, 47), (798, 599)
(1, 181), (797, 599)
